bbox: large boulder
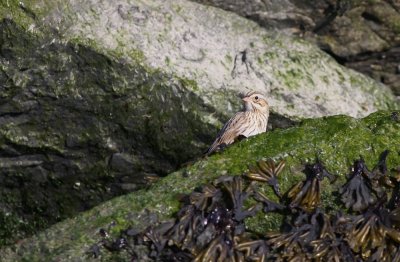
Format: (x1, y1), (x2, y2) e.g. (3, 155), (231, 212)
(0, 18), (216, 245)
(1, 110), (400, 261)
(0, 0), (397, 245)
(33, 0), (397, 118)
(191, 0), (400, 95)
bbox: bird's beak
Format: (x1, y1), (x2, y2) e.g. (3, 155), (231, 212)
(242, 97), (251, 102)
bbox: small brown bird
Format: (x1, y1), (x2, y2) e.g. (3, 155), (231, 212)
(206, 91), (269, 155)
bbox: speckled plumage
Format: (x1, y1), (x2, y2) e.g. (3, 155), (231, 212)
(206, 91), (269, 155)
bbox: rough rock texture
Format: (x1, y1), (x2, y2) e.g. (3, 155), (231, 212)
(191, 0), (400, 96)
(27, 0), (397, 118)
(345, 47), (400, 96)
(0, 18), (219, 245)
(1, 110), (400, 261)
(0, 0), (398, 246)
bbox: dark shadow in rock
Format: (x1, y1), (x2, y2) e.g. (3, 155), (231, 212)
(268, 112), (299, 131)
(0, 18), (218, 245)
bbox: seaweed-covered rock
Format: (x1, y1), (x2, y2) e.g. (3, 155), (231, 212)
(0, 0), (398, 246)
(1, 110), (400, 260)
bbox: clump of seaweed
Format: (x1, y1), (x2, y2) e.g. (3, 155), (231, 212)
(89, 151), (400, 261)
(286, 160), (334, 211)
(245, 158), (285, 197)
(340, 157), (376, 212)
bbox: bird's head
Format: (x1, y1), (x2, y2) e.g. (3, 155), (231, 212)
(241, 91), (269, 113)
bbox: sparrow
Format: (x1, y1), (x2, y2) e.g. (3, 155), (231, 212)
(206, 91), (269, 155)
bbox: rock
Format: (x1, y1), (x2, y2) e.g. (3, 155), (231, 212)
(0, 0), (398, 246)
(1, 110), (400, 261)
(0, 18), (215, 245)
(191, 0), (400, 95)
(31, 0), (397, 118)
(109, 153), (140, 173)
(344, 47), (400, 96)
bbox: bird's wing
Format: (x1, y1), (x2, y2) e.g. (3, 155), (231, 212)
(206, 112), (247, 155)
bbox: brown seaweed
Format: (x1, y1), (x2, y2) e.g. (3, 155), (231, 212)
(340, 158), (376, 212)
(245, 159), (285, 197)
(286, 161), (333, 211)
(89, 151), (400, 262)
(218, 176), (261, 223)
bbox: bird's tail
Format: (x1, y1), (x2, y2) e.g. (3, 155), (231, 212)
(204, 143), (217, 156)
(204, 141), (226, 156)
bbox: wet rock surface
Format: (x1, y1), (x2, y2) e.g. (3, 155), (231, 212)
(1, 110), (400, 261)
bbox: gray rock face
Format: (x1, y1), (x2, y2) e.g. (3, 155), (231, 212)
(0, 0), (397, 245)
(190, 0), (400, 96)
(35, 0), (396, 119)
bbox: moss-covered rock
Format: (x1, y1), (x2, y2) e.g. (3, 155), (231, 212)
(0, 0), (398, 247)
(0, 18), (216, 245)
(1, 110), (399, 260)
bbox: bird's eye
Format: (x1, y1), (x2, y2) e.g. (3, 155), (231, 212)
(254, 96), (259, 100)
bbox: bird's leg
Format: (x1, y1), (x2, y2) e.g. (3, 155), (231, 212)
(235, 135), (248, 142)
(217, 143), (228, 152)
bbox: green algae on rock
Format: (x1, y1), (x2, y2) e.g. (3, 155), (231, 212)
(87, 154), (399, 261)
(5, 0), (399, 119)
(1, 110), (400, 261)
(190, 0), (400, 97)
(0, 18), (216, 246)
(1, 0), (399, 250)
